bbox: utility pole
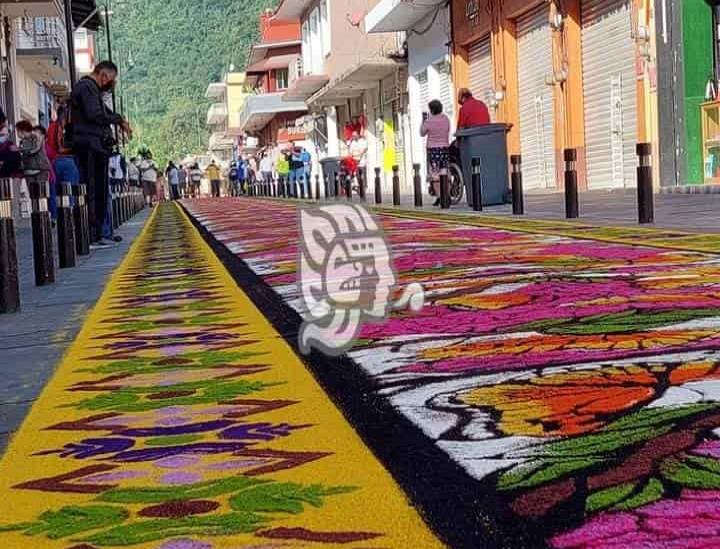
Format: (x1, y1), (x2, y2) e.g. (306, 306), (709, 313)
(104, 3), (118, 114)
(63, 0), (78, 88)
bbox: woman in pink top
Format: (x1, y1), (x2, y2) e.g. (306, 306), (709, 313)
(420, 99), (451, 206)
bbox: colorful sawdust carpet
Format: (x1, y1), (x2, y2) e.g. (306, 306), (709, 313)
(184, 197), (720, 549)
(0, 203), (441, 548)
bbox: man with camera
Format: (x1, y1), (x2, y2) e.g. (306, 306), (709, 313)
(71, 61), (132, 247)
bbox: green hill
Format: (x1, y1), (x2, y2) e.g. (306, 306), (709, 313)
(100, 0), (276, 165)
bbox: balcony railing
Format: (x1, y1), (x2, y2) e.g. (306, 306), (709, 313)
(15, 17), (66, 53)
(288, 55), (303, 87)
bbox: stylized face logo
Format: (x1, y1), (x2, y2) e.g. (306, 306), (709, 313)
(297, 205), (421, 356)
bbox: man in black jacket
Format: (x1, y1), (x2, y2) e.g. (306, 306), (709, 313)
(71, 61), (132, 246)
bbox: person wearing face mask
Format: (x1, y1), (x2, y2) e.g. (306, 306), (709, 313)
(70, 60), (132, 247)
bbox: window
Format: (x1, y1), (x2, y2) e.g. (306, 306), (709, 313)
(275, 69), (289, 90)
(310, 7), (322, 73)
(320, 0), (330, 58)
(301, 20), (311, 76)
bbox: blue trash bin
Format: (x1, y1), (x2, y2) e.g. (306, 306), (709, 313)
(455, 123), (511, 207)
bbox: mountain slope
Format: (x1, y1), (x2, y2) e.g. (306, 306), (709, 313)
(102, 0), (276, 164)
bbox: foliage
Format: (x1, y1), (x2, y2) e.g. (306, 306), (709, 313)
(99, 0), (277, 165)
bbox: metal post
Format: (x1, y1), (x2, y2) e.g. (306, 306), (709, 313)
(374, 167), (382, 204)
(63, 0), (78, 87)
(637, 143), (654, 224)
(323, 174), (330, 198)
(29, 181), (55, 286)
(0, 179), (20, 313)
(111, 183), (119, 230)
(471, 157), (483, 212)
(440, 173), (451, 209)
(392, 165), (401, 206)
(300, 174), (306, 199)
(315, 174), (321, 200)
(564, 148), (579, 219)
(413, 163), (423, 208)
(345, 171), (352, 200)
(358, 167), (366, 201)
(56, 182), (76, 269)
(74, 184), (90, 256)
(334, 172), (340, 199)
(511, 155), (524, 215)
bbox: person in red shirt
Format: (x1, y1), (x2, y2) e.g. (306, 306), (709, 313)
(457, 88), (491, 129)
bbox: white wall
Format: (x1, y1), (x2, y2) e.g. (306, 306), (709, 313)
(407, 6), (452, 180)
(14, 63), (40, 124)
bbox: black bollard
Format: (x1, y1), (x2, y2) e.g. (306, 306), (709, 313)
(334, 172), (340, 199)
(511, 155), (524, 215)
(358, 167), (366, 202)
(29, 180), (55, 286)
(74, 184), (90, 256)
(440, 173), (451, 209)
(300, 175), (307, 200)
(374, 167), (382, 204)
(471, 157), (483, 211)
(345, 171), (352, 200)
(392, 165), (401, 206)
(315, 174), (321, 200)
(637, 143), (654, 224)
(111, 184), (119, 230)
(323, 174), (330, 199)
(0, 179), (19, 313)
(56, 182), (76, 269)
(412, 164), (423, 208)
(564, 148), (579, 219)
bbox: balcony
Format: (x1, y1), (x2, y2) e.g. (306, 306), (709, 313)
(238, 92), (307, 133)
(0, 0), (63, 19)
(283, 55), (328, 102)
(206, 102), (227, 126)
(205, 82), (226, 100)
(209, 131), (235, 151)
(365, 0), (446, 33)
(15, 17), (69, 83)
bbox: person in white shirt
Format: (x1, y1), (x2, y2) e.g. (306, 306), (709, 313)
(127, 157), (140, 187)
(260, 153), (274, 188)
(139, 156), (158, 205)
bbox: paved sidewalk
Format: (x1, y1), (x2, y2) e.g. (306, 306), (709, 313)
(351, 189), (720, 233)
(0, 209), (149, 452)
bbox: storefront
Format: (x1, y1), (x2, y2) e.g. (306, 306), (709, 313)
(452, 0), (656, 191)
(580, 0), (637, 189)
(516, 4), (555, 190)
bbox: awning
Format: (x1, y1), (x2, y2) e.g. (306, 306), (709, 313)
(246, 54), (298, 74)
(238, 92), (307, 133)
(365, 0), (445, 33)
(307, 58), (401, 107)
(282, 74), (329, 102)
(246, 39), (302, 67)
(72, 0), (103, 31)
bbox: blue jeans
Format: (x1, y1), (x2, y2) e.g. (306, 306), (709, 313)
(289, 168), (307, 197)
(52, 157), (80, 219)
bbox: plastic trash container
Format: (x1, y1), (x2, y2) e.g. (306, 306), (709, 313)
(455, 123), (510, 207)
(320, 157), (342, 197)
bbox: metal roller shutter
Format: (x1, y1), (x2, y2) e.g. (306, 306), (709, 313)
(517, 4), (555, 190)
(468, 35), (493, 114)
(436, 60), (455, 122)
(581, 0), (636, 189)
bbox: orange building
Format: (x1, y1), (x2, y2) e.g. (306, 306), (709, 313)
(451, 0), (658, 190)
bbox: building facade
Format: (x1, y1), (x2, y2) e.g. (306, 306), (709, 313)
(275, 0), (412, 192)
(237, 11), (308, 159)
(656, 0), (720, 189)
(451, 0), (658, 190)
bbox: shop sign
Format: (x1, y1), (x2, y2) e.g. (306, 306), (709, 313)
(277, 125), (307, 143)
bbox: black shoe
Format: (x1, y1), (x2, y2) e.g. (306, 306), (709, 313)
(433, 198), (441, 207)
(112, 235), (123, 243)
